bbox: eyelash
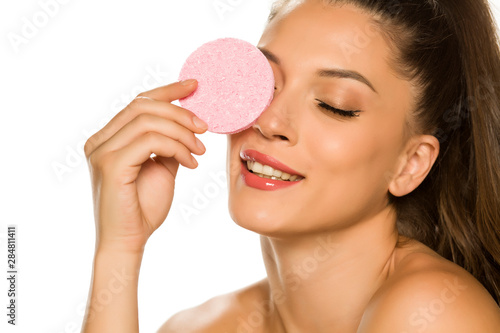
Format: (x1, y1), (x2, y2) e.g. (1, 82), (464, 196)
(315, 99), (361, 118)
(273, 88), (361, 118)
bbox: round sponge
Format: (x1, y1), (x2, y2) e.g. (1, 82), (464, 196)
(178, 38), (275, 134)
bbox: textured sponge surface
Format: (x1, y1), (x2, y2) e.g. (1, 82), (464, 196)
(178, 38), (275, 134)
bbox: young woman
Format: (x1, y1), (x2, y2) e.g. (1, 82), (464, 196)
(81, 0), (500, 332)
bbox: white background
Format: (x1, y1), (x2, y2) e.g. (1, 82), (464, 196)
(1, 1), (499, 332)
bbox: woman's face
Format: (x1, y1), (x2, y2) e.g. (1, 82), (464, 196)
(226, 0), (414, 237)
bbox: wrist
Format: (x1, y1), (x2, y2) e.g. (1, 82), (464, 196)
(92, 248), (143, 288)
(94, 245), (144, 270)
(95, 239), (146, 257)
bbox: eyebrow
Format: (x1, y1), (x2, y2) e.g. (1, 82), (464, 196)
(258, 47), (378, 94)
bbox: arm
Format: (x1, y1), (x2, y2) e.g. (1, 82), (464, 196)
(81, 248), (143, 333)
(79, 80), (208, 332)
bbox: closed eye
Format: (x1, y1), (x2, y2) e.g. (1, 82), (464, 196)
(315, 99), (361, 118)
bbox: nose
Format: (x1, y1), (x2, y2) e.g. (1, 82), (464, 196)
(251, 92), (298, 145)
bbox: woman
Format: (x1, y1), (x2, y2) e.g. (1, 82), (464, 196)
(81, 0), (500, 332)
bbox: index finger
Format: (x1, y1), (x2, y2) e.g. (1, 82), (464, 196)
(137, 79), (198, 103)
(83, 80), (207, 158)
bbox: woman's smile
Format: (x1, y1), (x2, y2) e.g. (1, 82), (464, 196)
(239, 148), (305, 191)
(226, 1), (410, 236)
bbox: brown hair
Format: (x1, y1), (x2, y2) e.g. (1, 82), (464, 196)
(268, 0), (500, 304)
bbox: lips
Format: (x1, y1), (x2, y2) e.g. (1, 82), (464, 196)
(238, 149), (305, 191)
(239, 149), (305, 178)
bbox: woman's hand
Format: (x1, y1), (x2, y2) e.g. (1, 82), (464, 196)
(84, 79), (207, 254)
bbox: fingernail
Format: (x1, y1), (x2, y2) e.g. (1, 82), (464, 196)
(192, 116), (208, 129)
(195, 138), (206, 151)
(180, 79), (197, 86)
(191, 155), (198, 166)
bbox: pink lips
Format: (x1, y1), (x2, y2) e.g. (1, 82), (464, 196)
(240, 149), (305, 178)
(239, 149), (305, 191)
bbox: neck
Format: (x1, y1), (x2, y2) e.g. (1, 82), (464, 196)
(260, 205), (400, 333)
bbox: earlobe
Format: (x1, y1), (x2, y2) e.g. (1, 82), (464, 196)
(388, 135), (440, 197)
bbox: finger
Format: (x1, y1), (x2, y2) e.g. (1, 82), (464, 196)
(153, 155), (180, 179)
(137, 79), (198, 103)
(111, 132), (199, 178)
(85, 96), (208, 157)
(95, 113), (206, 157)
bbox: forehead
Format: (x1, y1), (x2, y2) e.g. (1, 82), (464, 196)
(265, 0), (379, 43)
(258, 1), (395, 90)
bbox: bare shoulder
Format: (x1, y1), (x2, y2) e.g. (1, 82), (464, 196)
(156, 278), (269, 333)
(358, 239), (500, 333)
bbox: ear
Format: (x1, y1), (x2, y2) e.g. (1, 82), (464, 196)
(388, 135), (440, 197)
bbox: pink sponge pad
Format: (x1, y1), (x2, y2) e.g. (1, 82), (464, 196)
(178, 37), (274, 134)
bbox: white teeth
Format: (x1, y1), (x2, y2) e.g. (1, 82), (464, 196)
(245, 160), (303, 182)
(252, 161), (263, 173)
(262, 165), (274, 176)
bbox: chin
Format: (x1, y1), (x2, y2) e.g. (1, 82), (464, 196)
(227, 193), (306, 238)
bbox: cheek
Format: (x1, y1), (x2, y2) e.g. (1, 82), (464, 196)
(308, 127), (382, 195)
(226, 132), (245, 180)
(311, 110), (405, 178)
(302, 118), (403, 221)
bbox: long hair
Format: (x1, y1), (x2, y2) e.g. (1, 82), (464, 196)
(268, 0), (500, 304)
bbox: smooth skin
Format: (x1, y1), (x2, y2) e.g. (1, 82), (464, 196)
(81, 79), (208, 332)
(81, 1), (500, 332)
